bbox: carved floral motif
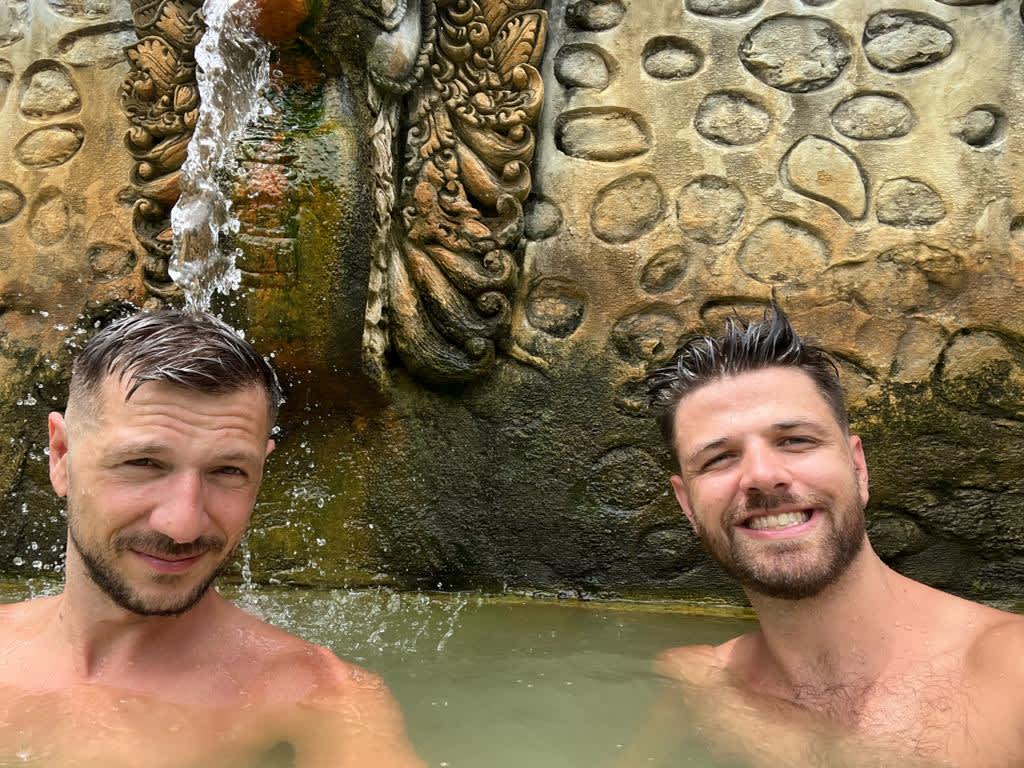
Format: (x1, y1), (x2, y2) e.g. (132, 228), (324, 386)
(367, 0), (548, 384)
(120, 0), (205, 299)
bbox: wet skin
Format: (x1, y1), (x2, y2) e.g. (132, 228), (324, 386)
(0, 377), (423, 768)
(653, 367), (1024, 768)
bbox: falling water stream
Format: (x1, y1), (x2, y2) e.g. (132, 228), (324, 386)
(169, 0), (272, 312)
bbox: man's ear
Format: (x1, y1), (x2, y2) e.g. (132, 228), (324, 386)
(48, 412), (70, 498)
(848, 434), (869, 507)
(265, 438), (276, 458)
(670, 474), (697, 532)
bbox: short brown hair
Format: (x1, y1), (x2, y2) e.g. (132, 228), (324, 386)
(647, 306), (847, 451)
(68, 310), (282, 431)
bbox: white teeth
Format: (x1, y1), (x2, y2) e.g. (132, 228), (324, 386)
(746, 510), (811, 530)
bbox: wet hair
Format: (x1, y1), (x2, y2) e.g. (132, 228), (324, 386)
(67, 309), (282, 431)
(647, 305), (847, 451)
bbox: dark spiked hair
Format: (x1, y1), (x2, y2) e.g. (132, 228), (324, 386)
(647, 305), (847, 450)
(68, 309), (283, 431)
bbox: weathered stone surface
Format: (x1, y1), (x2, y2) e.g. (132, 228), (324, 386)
(0, 1), (28, 46)
(954, 107), (1001, 147)
(525, 277), (585, 338)
(737, 218), (829, 283)
(0, 59), (12, 108)
(863, 12), (955, 73)
(610, 310), (683, 364)
(58, 26), (135, 68)
(739, 16), (851, 93)
(0, 181), (25, 224)
(591, 173), (665, 243)
(588, 447), (664, 510)
(867, 514), (930, 560)
(5, 0), (1024, 604)
(14, 124), (84, 167)
(556, 108), (651, 161)
(878, 242), (962, 289)
(554, 44), (612, 91)
(685, 0), (761, 18)
(642, 37), (702, 80)
(20, 66), (80, 117)
(27, 188), (70, 245)
(640, 246), (688, 294)
(694, 91), (770, 146)
(892, 319), (947, 384)
(876, 178), (946, 228)
(783, 136), (866, 221)
(88, 242), (136, 280)
(635, 525), (703, 577)
(940, 331), (1024, 417)
(46, 0), (110, 18)
(831, 93), (914, 140)
(565, 0), (625, 31)
(524, 197), (562, 241)
(676, 175), (745, 243)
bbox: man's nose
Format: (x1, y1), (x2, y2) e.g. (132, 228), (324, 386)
(149, 471), (209, 543)
(738, 441), (791, 495)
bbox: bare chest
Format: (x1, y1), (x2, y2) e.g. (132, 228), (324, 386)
(0, 687), (294, 768)
(791, 668), (1018, 768)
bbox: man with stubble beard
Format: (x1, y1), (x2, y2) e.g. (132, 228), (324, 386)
(635, 307), (1024, 768)
(0, 310), (424, 768)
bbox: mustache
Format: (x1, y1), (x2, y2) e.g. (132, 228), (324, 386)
(112, 531), (226, 557)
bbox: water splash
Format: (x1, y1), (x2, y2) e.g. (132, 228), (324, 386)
(169, 0), (272, 312)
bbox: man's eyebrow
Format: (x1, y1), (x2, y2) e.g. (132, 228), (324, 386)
(772, 419), (826, 432)
(106, 442), (169, 460)
(212, 451), (262, 466)
(687, 437), (728, 464)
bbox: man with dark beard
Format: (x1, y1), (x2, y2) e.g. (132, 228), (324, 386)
(638, 307), (1024, 768)
(0, 310), (424, 768)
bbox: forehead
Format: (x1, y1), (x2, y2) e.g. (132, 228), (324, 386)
(672, 368), (837, 448)
(92, 375), (271, 440)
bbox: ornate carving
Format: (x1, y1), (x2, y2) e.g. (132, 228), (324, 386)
(365, 0), (549, 384)
(120, 0), (204, 299)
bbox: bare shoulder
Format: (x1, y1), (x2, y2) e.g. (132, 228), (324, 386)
(656, 633), (752, 685)
(965, 607), (1024, 680)
(0, 596), (57, 644)
(222, 601), (394, 704)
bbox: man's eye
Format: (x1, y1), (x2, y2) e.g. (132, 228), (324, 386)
(214, 466), (246, 477)
(124, 458), (157, 468)
(780, 436), (815, 448)
(701, 453), (733, 471)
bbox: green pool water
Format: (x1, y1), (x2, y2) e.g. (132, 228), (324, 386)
(1, 581), (753, 767)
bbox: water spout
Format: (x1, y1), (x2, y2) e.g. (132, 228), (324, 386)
(169, 0), (272, 312)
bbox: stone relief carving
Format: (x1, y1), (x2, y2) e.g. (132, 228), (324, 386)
(118, 0), (548, 383)
(364, 0), (549, 385)
(120, 0), (204, 300)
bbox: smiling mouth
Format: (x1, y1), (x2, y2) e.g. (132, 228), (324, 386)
(742, 509), (813, 531)
(132, 550), (204, 573)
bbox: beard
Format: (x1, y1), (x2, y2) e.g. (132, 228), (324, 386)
(693, 489), (866, 601)
(68, 511), (231, 617)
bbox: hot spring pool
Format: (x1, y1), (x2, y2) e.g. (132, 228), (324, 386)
(1, 581), (754, 767)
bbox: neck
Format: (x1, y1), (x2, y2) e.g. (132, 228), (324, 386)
(48, 542), (223, 680)
(745, 541), (915, 693)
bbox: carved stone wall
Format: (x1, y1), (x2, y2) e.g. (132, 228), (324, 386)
(2, 0), (1024, 605)
(507, 0), (1024, 600)
(0, 0), (147, 572)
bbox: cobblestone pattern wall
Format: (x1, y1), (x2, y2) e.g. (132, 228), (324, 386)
(508, 0), (1024, 599)
(0, 0), (145, 574)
